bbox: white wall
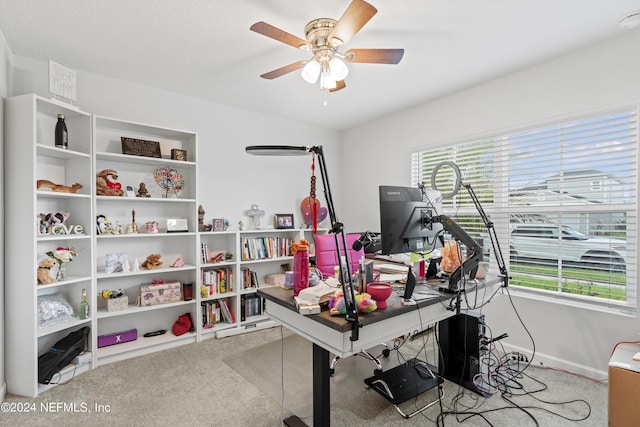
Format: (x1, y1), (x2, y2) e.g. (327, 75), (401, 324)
(0, 25), (14, 401)
(342, 30), (640, 376)
(12, 56), (342, 232)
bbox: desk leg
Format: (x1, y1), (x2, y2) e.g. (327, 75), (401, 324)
(313, 342), (330, 427)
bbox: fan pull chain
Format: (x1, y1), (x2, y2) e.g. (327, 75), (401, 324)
(310, 153), (318, 234)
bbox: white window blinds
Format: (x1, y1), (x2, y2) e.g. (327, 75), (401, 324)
(411, 109), (637, 307)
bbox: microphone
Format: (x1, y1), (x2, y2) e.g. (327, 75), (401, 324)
(352, 231), (373, 251)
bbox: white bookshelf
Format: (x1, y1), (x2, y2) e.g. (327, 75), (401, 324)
(199, 228), (324, 338)
(92, 114), (198, 367)
(4, 93), (325, 396)
(4, 94), (94, 397)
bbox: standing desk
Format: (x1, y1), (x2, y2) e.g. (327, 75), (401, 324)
(258, 277), (502, 426)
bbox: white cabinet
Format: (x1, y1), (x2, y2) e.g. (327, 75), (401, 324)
(4, 94), (94, 397)
(92, 115), (198, 366)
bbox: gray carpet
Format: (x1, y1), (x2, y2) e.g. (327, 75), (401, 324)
(223, 333), (398, 420)
(223, 330), (609, 426)
(0, 326), (608, 426)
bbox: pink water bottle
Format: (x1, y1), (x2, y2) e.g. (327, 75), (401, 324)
(293, 241), (310, 296)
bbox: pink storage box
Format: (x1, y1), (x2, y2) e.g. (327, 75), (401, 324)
(97, 328), (137, 348)
(140, 281), (181, 306)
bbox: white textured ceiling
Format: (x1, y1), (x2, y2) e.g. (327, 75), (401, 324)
(1, 0), (640, 131)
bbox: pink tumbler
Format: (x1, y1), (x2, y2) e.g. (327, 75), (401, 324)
(293, 241), (310, 296)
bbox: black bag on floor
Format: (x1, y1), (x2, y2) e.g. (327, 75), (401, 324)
(38, 326), (90, 384)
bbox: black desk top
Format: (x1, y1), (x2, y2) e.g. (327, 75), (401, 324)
(257, 279), (466, 333)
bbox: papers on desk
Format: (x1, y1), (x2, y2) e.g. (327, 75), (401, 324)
(376, 263), (409, 274)
(375, 263), (408, 283)
(379, 273), (406, 283)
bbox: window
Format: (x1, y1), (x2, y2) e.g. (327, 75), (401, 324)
(411, 109), (637, 308)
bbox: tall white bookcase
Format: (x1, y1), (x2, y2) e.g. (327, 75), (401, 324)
(4, 94), (94, 397)
(92, 115), (198, 366)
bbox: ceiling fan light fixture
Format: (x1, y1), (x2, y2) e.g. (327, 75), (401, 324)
(301, 60), (321, 84)
(329, 57), (349, 81)
(320, 70), (337, 90)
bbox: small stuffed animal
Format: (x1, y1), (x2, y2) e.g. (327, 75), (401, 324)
(328, 290), (377, 315)
(141, 254), (163, 269)
(39, 212), (70, 234)
(37, 258), (56, 284)
(96, 169), (124, 196)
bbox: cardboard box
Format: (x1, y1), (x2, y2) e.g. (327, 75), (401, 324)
(609, 343), (640, 426)
(265, 273), (285, 286)
(140, 281), (181, 306)
(97, 328), (137, 348)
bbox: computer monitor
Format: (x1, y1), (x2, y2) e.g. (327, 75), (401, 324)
(379, 185), (443, 256)
(379, 185), (444, 303)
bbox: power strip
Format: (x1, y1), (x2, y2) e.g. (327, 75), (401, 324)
(73, 352), (92, 366)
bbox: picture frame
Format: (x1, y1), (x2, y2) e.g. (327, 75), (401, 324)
(212, 218), (228, 232)
(105, 253), (127, 273)
(274, 214), (294, 229)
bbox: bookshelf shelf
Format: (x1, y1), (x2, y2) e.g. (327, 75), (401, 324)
(96, 299), (196, 319)
(96, 331), (197, 365)
(37, 318), (93, 338)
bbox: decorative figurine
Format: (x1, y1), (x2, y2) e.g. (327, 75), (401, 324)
(245, 204), (265, 230)
(238, 220), (244, 231)
(198, 205), (212, 232)
(130, 209), (139, 234)
(40, 212), (70, 235)
(96, 169), (124, 196)
(37, 179), (83, 194)
(96, 214), (113, 235)
(114, 221), (123, 235)
(136, 182), (150, 198)
(133, 258), (140, 272)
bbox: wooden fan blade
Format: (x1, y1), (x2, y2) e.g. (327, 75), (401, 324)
(344, 48), (404, 64)
(328, 0), (378, 45)
(329, 80), (346, 93)
(250, 21), (308, 49)
(260, 60), (308, 80)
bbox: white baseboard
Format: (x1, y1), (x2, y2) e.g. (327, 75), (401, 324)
(501, 342), (608, 381)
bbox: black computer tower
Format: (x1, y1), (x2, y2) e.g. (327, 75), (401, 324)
(438, 312), (489, 396)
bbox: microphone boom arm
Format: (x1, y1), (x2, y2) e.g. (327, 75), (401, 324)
(428, 214), (483, 292)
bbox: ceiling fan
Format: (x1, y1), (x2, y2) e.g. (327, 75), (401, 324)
(250, 0), (404, 92)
